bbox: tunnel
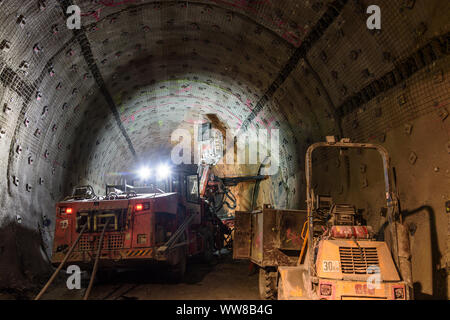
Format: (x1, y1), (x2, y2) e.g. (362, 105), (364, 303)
(0, 0), (449, 301)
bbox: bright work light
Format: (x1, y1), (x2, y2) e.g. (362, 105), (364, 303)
(138, 166), (151, 180)
(156, 164), (171, 180)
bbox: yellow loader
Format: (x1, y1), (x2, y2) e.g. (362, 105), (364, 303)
(278, 139), (413, 300)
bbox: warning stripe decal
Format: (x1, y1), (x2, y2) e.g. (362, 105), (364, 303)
(126, 249), (152, 257)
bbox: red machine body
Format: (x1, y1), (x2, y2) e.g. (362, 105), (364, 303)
(51, 170), (218, 271)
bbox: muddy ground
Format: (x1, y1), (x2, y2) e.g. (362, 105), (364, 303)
(0, 253), (260, 300)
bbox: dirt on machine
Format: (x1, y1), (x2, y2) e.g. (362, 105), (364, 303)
(234, 139), (414, 300)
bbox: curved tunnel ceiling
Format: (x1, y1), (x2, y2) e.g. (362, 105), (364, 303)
(72, 0), (320, 183)
(0, 0), (449, 294)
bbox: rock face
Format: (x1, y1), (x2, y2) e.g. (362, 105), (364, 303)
(0, 0), (448, 298)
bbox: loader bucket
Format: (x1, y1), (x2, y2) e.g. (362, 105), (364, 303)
(277, 266), (310, 300)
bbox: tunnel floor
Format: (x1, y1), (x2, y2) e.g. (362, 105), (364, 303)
(6, 253), (260, 300)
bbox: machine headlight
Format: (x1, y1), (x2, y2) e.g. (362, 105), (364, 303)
(138, 166), (151, 180)
(60, 207), (73, 214)
(156, 164), (171, 180)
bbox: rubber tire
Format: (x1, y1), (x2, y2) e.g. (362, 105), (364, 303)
(80, 271), (91, 288)
(259, 267), (277, 300)
(169, 253), (186, 283)
(202, 235), (215, 264)
(96, 269), (117, 284)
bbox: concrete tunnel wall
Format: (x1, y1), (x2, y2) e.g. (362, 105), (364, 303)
(0, 0), (448, 298)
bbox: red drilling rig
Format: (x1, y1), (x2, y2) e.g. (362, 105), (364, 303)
(35, 165), (266, 299)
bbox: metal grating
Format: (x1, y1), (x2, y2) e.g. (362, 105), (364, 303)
(339, 247), (379, 274)
(78, 233), (124, 251)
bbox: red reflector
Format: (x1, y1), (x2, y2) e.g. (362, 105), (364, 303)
(135, 204), (143, 211)
(320, 284), (332, 296)
(394, 287), (405, 299)
(66, 208), (73, 214)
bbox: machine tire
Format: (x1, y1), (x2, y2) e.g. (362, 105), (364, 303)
(169, 252), (186, 283)
(80, 271), (91, 287)
(96, 269), (117, 284)
(202, 235), (215, 264)
(259, 267), (277, 300)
